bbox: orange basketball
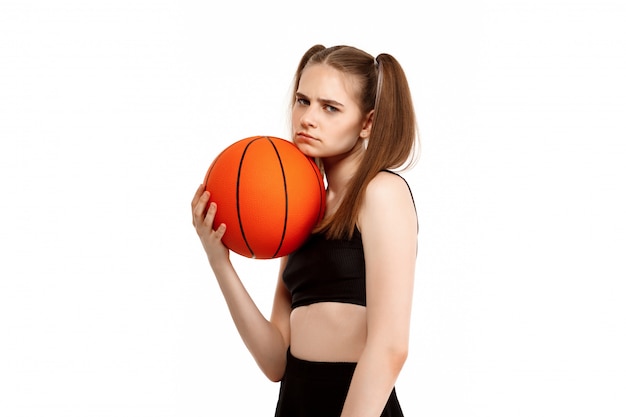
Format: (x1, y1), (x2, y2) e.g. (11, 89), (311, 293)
(203, 136), (326, 259)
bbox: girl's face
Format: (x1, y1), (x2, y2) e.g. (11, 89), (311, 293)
(292, 64), (372, 161)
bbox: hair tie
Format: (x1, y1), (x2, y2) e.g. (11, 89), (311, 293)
(374, 55), (383, 109)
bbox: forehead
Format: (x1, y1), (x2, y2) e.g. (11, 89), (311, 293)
(298, 64), (361, 103)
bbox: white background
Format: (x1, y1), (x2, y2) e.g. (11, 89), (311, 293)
(1, 0), (625, 416)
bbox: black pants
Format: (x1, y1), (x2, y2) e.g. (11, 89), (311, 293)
(274, 348), (404, 417)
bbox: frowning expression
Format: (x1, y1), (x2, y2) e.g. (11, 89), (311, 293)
(292, 64), (372, 161)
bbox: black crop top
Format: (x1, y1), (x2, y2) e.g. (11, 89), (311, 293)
(282, 171), (416, 309)
(282, 228), (366, 308)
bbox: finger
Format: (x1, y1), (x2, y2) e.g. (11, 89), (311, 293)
(203, 201), (218, 227)
(214, 223), (227, 240)
(191, 184), (207, 210)
(192, 190), (211, 226)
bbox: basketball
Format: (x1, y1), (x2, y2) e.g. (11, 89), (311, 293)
(203, 136), (326, 259)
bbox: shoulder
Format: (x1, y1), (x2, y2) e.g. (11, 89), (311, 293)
(363, 171), (415, 209)
(358, 171), (417, 231)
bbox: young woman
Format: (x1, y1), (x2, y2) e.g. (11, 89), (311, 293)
(192, 44), (419, 417)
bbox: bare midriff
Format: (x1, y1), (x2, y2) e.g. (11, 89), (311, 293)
(289, 302), (367, 362)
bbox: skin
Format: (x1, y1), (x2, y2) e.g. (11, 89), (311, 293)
(191, 63), (417, 417)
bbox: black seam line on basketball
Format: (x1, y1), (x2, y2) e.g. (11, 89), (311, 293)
(236, 137), (263, 258)
(265, 136), (288, 258)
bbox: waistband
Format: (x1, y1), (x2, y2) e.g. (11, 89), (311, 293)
(285, 347), (357, 380)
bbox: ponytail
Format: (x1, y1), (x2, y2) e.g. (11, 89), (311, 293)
(292, 46), (419, 239)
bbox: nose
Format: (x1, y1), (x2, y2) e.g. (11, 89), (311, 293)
(299, 106), (317, 128)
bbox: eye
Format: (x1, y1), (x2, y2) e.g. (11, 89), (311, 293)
(324, 104), (339, 113)
(296, 97), (309, 106)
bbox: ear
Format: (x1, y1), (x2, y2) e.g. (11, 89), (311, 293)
(360, 110), (374, 139)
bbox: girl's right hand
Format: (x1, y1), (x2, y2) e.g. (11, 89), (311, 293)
(191, 184), (230, 267)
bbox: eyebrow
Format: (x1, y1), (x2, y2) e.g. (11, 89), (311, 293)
(296, 92), (345, 108)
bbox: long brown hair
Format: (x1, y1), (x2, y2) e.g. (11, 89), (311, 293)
(291, 45), (419, 239)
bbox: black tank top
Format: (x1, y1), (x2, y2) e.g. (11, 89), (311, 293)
(282, 228), (366, 308)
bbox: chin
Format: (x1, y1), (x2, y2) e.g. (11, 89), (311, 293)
(293, 141), (315, 157)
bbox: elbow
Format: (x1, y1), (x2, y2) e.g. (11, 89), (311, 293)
(260, 355), (287, 383)
(382, 340), (409, 374)
(390, 345), (409, 371)
(266, 369), (284, 383)
(249, 342), (288, 383)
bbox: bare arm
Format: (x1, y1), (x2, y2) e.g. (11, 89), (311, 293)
(191, 185), (291, 382)
(340, 173), (418, 417)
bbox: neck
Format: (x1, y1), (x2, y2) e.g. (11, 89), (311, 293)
(322, 142), (364, 207)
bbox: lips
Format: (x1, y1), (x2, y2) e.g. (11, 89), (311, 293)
(296, 132), (318, 141)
